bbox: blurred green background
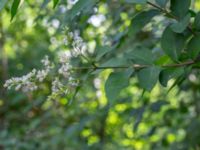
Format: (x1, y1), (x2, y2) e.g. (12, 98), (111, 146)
(1, 0), (200, 149)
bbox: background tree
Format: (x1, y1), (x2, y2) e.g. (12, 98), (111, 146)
(1, 0), (200, 149)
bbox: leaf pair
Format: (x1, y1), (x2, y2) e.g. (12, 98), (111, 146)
(126, 47), (160, 92)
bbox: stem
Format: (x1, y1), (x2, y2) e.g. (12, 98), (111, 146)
(162, 60), (194, 68)
(80, 54), (97, 68)
(147, 1), (196, 36)
(72, 60), (195, 71)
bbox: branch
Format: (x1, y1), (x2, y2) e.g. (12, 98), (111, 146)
(72, 60), (195, 71)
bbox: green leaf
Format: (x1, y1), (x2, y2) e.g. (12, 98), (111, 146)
(101, 57), (128, 67)
(155, 0), (168, 7)
(92, 57), (128, 75)
(170, 13), (191, 33)
(129, 9), (160, 35)
(105, 71), (130, 104)
(125, 0), (147, 4)
(95, 46), (113, 61)
(53, 0), (59, 8)
(167, 67), (191, 93)
(187, 35), (200, 59)
(161, 26), (185, 61)
(0, 0), (8, 12)
(137, 66), (161, 91)
(11, 0), (21, 21)
(155, 55), (171, 66)
(194, 12), (200, 30)
(68, 0), (97, 20)
(125, 47), (154, 65)
(159, 67), (184, 87)
(170, 0), (191, 19)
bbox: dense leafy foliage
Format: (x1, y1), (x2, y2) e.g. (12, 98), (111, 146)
(1, 0), (200, 149)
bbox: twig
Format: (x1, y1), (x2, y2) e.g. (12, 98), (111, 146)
(71, 60), (195, 71)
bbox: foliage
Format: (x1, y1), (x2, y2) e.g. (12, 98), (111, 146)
(1, 0), (200, 149)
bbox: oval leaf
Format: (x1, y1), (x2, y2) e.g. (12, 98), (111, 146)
(170, 13), (191, 33)
(161, 26), (185, 61)
(170, 0), (191, 19)
(129, 9), (160, 35)
(137, 66), (161, 91)
(159, 67), (184, 87)
(187, 35), (200, 59)
(105, 71), (130, 104)
(125, 47), (154, 65)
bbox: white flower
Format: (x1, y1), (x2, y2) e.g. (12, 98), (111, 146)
(51, 78), (63, 94)
(63, 37), (68, 45)
(22, 81), (38, 92)
(36, 70), (48, 82)
(41, 55), (50, 67)
(4, 69), (37, 92)
(58, 51), (71, 63)
(15, 84), (21, 91)
(68, 77), (78, 87)
(4, 79), (14, 89)
(58, 63), (72, 78)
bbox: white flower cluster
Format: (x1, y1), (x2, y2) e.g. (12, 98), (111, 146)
(4, 52), (79, 99)
(68, 77), (78, 87)
(58, 51), (72, 78)
(4, 69), (38, 92)
(72, 34), (87, 57)
(62, 29), (87, 57)
(37, 55), (52, 82)
(57, 51), (79, 87)
(4, 32), (86, 100)
(51, 77), (65, 94)
(4, 56), (53, 92)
